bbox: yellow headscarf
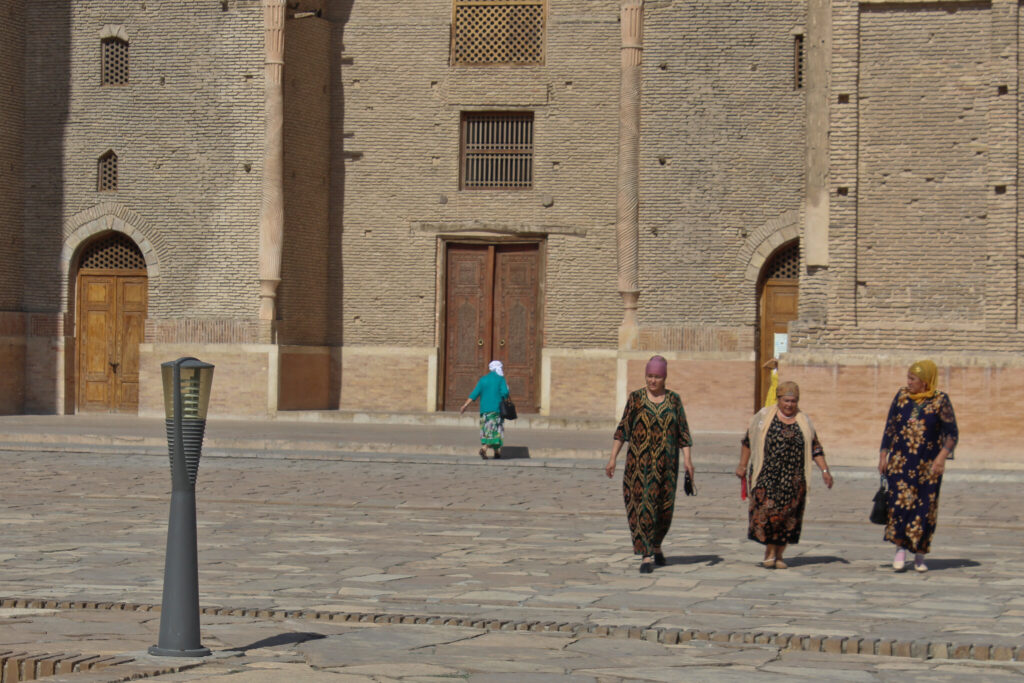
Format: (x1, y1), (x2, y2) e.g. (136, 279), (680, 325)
(907, 360), (938, 401)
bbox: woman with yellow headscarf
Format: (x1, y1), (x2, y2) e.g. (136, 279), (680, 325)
(878, 360), (959, 572)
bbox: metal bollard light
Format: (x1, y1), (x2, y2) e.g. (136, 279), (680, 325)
(149, 357), (214, 658)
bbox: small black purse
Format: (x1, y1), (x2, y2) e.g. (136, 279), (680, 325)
(499, 396), (517, 421)
(869, 476), (889, 525)
(683, 471), (697, 496)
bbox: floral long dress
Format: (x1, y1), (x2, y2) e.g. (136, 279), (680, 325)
(743, 417), (823, 545)
(881, 388), (959, 554)
(614, 389), (692, 556)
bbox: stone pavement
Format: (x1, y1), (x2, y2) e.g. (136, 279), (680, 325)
(0, 414), (1023, 680)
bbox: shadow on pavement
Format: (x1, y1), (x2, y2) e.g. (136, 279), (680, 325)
(666, 554), (723, 567)
(786, 555), (850, 567)
(497, 446), (530, 459)
(924, 558), (981, 571)
(228, 632), (327, 653)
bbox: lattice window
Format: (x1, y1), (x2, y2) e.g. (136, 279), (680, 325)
(452, 0), (545, 65)
(98, 151), (118, 191)
(793, 34), (804, 90)
(461, 112), (533, 189)
(79, 233), (146, 270)
(764, 241), (800, 280)
(101, 38), (129, 85)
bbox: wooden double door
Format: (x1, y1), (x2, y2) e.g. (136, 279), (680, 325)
(443, 243), (541, 412)
(77, 271), (148, 413)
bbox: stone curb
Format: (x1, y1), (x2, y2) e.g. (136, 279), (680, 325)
(3, 596), (1022, 664)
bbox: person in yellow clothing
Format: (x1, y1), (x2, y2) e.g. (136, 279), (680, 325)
(763, 358), (779, 407)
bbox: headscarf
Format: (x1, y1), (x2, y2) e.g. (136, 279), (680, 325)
(488, 360), (504, 377)
(907, 359), (938, 401)
(776, 381), (799, 399)
(645, 355), (668, 378)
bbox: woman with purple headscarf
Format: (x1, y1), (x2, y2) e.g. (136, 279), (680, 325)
(605, 355), (694, 573)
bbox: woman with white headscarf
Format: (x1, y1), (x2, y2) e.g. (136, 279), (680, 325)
(460, 360), (511, 459)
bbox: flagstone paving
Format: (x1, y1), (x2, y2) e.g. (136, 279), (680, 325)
(1, 443), (1023, 680)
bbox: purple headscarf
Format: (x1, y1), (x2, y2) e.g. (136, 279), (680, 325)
(645, 355), (668, 378)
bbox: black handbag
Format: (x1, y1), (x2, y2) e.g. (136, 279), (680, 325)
(869, 476), (889, 525)
(683, 471), (697, 496)
(499, 396), (517, 421)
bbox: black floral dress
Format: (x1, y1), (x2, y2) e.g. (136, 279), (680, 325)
(743, 416), (824, 545)
(881, 388), (958, 554)
(614, 389), (692, 556)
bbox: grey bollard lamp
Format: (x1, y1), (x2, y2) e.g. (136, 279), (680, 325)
(149, 357), (214, 658)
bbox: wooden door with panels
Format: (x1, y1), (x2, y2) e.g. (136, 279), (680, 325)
(76, 233), (148, 413)
(756, 241), (799, 410)
(443, 243), (541, 412)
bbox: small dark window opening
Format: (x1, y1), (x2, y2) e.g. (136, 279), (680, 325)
(101, 37), (129, 85)
(98, 151), (118, 191)
(460, 112), (534, 190)
(793, 34), (804, 90)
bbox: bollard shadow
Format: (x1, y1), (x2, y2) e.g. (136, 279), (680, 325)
(227, 632), (327, 653)
(666, 554), (723, 567)
(497, 445), (530, 459)
(786, 555), (850, 568)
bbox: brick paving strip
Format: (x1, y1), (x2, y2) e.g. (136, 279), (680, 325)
(2, 597), (1020, 665)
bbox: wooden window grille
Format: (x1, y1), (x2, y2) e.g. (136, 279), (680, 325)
(764, 241), (800, 280)
(98, 151), (118, 191)
(79, 232), (146, 270)
(101, 38), (129, 85)
(793, 34), (804, 90)
(452, 0), (545, 65)
(461, 112), (533, 190)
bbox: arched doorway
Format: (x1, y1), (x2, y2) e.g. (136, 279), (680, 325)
(756, 240), (799, 409)
(76, 232), (148, 413)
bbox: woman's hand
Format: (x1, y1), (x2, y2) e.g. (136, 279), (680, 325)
(878, 451), (888, 475)
(604, 454), (617, 479)
(459, 398), (472, 415)
(931, 453), (948, 477)
(734, 464), (746, 479)
(682, 447), (695, 481)
(822, 470), (834, 489)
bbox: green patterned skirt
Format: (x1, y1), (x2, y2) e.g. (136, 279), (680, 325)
(479, 411), (504, 446)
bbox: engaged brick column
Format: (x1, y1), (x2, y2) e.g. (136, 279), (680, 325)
(616, 0), (643, 350)
(260, 0), (285, 323)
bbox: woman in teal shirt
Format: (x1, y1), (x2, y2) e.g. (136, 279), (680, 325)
(459, 360), (511, 459)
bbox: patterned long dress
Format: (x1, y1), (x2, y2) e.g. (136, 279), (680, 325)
(614, 388), (692, 556)
(743, 417), (824, 545)
(882, 388), (958, 554)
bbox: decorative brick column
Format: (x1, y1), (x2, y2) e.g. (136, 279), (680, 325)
(259, 0), (285, 324)
(616, 0), (643, 350)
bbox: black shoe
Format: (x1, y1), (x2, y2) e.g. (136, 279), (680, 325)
(493, 450), (501, 459)
(478, 448), (487, 460)
(639, 559), (654, 574)
(653, 552), (666, 566)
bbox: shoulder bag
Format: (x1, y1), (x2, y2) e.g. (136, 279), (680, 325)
(499, 396), (517, 421)
(869, 475), (889, 525)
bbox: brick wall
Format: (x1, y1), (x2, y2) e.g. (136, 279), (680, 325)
(0, 0), (23, 311)
(22, 1), (265, 319)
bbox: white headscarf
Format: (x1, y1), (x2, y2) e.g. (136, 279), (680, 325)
(488, 360), (504, 376)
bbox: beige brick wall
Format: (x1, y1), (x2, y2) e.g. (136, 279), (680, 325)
(547, 354), (617, 417)
(279, 346), (337, 411)
(138, 343), (274, 419)
(785, 358), (1024, 467)
(0, 1), (23, 311)
(339, 347), (433, 412)
(0, 339), (25, 414)
(22, 2), (265, 318)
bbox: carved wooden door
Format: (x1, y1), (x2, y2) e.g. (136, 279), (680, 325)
(758, 279), (798, 408)
(77, 273), (148, 413)
(443, 243), (540, 412)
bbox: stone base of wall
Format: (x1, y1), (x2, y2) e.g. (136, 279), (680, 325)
(339, 346), (436, 412)
(0, 337), (25, 414)
(783, 353), (1024, 467)
(138, 343), (276, 418)
(279, 346), (340, 411)
(25, 335), (68, 415)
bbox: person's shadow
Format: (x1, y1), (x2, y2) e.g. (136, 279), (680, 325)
(786, 555), (849, 568)
(664, 554), (723, 567)
(913, 558), (979, 571)
(497, 445), (530, 459)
